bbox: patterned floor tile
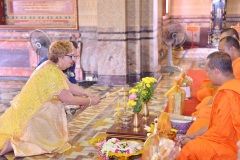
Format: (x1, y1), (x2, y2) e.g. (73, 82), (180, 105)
(0, 48), (217, 159)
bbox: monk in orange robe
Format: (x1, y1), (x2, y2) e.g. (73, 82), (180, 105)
(187, 36), (240, 134)
(197, 28), (240, 102)
(177, 52), (240, 160)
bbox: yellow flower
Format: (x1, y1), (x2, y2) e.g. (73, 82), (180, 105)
(127, 77), (157, 112)
(127, 100), (136, 107)
(143, 77), (157, 84)
(146, 83), (151, 88)
(129, 88), (138, 94)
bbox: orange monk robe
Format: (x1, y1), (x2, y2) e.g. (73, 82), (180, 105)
(177, 79), (240, 160)
(233, 57), (240, 78)
(186, 96), (212, 134)
(192, 57), (240, 134)
(196, 57), (240, 101)
(196, 79), (216, 102)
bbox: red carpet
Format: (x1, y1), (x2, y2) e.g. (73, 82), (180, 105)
(165, 70), (207, 116)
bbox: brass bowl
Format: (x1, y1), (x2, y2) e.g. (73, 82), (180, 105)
(121, 113), (132, 126)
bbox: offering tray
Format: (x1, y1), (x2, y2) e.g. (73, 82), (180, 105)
(98, 138), (143, 160)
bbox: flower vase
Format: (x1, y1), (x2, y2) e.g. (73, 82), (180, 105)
(132, 112), (140, 132)
(142, 102), (149, 120)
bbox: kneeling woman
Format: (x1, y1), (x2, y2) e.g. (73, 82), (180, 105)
(0, 40), (101, 157)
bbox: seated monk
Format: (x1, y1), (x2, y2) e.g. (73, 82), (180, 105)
(219, 36), (240, 79)
(177, 51), (240, 160)
(197, 28), (240, 102)
(186, 36), (240, 140)
(192, 36), (240, 135)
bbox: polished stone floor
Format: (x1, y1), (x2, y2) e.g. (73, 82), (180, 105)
(0, 48), (217, 160)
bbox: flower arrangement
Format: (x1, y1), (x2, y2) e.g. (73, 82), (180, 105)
(127, 77), (157, 113)
(127, 88), (142, 113)
(140, 77), (157, 103)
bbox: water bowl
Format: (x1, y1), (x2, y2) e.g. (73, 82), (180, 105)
(170, 119), (193, 134)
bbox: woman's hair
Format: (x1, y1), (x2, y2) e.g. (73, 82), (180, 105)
(207, 51), (233, 75)
(48, 40), (74, 63)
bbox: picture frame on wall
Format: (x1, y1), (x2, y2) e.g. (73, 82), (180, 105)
(0, 0), (78, 30)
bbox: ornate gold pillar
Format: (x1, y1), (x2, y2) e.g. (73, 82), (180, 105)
(208, 0), (227, 47)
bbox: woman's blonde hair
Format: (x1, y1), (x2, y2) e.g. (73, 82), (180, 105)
(48, 40), (74, 63)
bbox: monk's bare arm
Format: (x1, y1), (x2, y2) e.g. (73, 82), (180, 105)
(179, 126), (207, 146)
(193, 125), (208, 137)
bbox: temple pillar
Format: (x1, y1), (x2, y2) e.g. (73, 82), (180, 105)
(140, 0), (159, 78)
(127, 0), (142, 84)
(81, 0), (160, 85)
(96, 0), (127, 85)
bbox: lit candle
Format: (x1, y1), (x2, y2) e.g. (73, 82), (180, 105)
(117, 96), (120, 116)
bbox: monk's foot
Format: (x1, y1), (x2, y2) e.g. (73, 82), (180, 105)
(0, 140), (13, 156)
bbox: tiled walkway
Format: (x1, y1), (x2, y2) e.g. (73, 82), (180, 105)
(0, 48), (217, 160)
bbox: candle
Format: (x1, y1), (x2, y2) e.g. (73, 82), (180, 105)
(117, 97), (120, 116)
(123, 87), (126, 109)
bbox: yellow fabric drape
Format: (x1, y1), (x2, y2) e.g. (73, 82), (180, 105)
(0, 63), (69, 151)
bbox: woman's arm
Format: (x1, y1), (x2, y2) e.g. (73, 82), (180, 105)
(58, 89), (100, 106)
(66, 78), (94, 97)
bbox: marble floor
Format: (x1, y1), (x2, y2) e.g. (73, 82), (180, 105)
(0, 48), (217, 160)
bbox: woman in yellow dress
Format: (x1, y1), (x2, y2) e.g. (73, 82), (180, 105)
(0, 40), (101, 157)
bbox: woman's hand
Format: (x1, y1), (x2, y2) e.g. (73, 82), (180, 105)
(88, 95), (101, 105)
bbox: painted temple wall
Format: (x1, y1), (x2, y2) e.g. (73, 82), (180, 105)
(0, 0), (240, 84)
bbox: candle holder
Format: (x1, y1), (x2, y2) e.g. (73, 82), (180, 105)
(121, 112), (132, 128)
(114, 115), (122, 130)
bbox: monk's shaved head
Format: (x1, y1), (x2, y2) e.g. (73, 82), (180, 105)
(207, 51), (233, 75)
(220, 28), (239, 40)
(219, 36), (240, 50)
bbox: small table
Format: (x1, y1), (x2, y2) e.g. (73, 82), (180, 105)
(106, 115), (156, 141)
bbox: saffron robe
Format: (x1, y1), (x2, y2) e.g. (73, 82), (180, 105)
(0, 63), (71, 157)
(177, 78), (240, 160)
(186, 96), (212, 134)
(190, 57), (240, 133)
(233, 57), (240, 78)
(196, 57), (240, 102)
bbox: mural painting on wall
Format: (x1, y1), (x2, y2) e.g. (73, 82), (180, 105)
(4, 0), (78, 29)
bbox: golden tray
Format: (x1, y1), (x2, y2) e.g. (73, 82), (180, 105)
(88, 137), (106, 149)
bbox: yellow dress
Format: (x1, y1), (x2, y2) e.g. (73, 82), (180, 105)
(0, 63), (71, 157)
